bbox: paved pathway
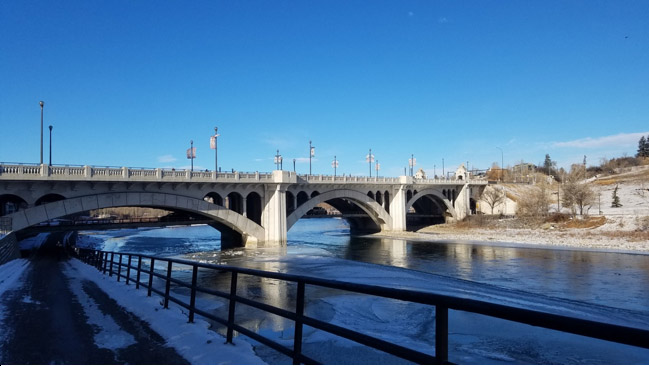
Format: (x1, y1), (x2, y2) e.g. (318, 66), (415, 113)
(0, 234), (188, 364)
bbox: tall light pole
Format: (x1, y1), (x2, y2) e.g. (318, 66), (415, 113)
(211, 127), (220, 173)
(274, 150), (283, 170)
(496, 147), (504, 182)
(409, 154), (416, 176)
(293, 158), (296, 173)
(375, 160), (380, 178)
(434, 164), (436, 178)
(48, 125), (53, 166)
(366, 149), (374, 177)
(442, 158), (445, 179)
(39, 101), (44, 164)
(309, 140), (315, 176)
(331, 156), (338, 178)
(189, 140), (195, 172)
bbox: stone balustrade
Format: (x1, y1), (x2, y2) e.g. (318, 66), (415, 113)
(0, 163), (487, 186)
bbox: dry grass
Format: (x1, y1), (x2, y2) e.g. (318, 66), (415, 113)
(560, 216), (607, 229)
(594, 178), (618, 186)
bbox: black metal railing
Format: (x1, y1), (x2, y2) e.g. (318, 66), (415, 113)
(73, 248), (649, 365)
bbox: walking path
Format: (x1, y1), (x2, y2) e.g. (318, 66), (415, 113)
(0, 236), (187, 364)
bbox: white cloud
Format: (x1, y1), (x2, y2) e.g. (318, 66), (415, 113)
(438, 17), (448, 24)
(552, 132), (649, 149)
(157, 154), (177, 163)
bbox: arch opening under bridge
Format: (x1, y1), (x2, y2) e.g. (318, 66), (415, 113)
(6, 192), (265, 248)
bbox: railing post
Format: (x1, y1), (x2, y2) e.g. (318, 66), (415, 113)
(147, 258), (155, 297)
(126, 255), (132, 285)
(117, 253), (123, 282)
(163, 260), (173, 309)
(103, 252), (108, 274)
(136, 255), (142, 290)
(226, 271), (238, 343)
(188, 264), (198, 323)
(109, 252), (114, 277)
(435, 306), (449, 364)
(292, 281), (306, 365)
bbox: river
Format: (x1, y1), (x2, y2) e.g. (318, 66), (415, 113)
(79, 218), (649, 364)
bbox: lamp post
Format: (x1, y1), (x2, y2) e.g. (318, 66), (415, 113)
(496, 147), (504, 182)
(188, 140), (195, 172)
(434, 164), (436, 178)
(274, 150), (283, 170)
(331, 156), (338, 178)
(309, 140), (315, 176)
(442, 158), (445, 179)
(366, 149), (374, 177)
(211, 127), (220, 173)
(375, 160), (380, 178)
(48, 125), (53, 166)
(39, 101), (44, 164)
(409, 154), (416, 176)
(293, 158), (296, 173)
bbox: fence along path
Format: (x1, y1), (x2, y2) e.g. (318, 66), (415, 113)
(74, 248), (649, 365)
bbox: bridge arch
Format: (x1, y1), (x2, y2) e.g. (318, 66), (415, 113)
(286, 189), (393, 233)
(6, 192), (265, 245)
(405, 189), (457, 220)
(0, 194), (28, 216)
(35, 193), (66, 206)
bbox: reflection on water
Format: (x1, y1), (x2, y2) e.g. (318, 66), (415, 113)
(83, 218), (649, 364)
(85, 218), (649, 312)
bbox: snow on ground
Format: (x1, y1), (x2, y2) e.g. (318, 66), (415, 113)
(64, 259), (265, 365)
(64, 265), (137, 351)
(0, 259), (30, 358)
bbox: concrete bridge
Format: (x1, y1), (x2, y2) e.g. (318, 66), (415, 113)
(0, 163), (487, 247)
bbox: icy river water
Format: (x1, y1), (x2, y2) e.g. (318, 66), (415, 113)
(82, 218), (649, 364)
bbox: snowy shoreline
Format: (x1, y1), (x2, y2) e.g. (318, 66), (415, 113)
(367, 227), (649, 255)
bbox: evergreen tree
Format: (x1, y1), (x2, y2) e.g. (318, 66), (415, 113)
(638, 136), (649, 158)
(543, 154), (555, 175)
(611, 185), (622, 208)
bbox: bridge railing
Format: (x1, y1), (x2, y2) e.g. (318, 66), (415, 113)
(0, 163), (487, 185)
(73, 248), (649, 365)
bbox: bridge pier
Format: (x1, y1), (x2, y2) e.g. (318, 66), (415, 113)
(390, 184), (408, 231)
(261, 171), (295, 245)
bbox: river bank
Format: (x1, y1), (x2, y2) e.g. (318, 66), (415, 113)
(368, 216), (649, 254)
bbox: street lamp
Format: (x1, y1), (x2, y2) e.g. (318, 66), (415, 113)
(409, 154), (416, 176)
(274, 150), (283, 170)
(187, 140), (196, 172)
(366, 149), (374, 177)
(442, 158), (445, 179)
(210, 127), (220, 173)
(331, 156), (339, 178)
(309, 140), (315, 176)
(48, 125), (53, 166)
(434, 164), (436, 178)
(496, 147), (504, 182)
(39, 101), (44, 164)
(375, 160), (380, 178)
(293, 158), (296, 173)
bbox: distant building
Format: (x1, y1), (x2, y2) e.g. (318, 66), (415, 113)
(415, 168), (427, 179)
(512, 162), (536, 174)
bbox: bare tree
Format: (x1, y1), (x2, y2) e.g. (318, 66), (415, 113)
(517, 181), (551, 217)
(481, 186), (505, 214)
(561, 165), (595, 217)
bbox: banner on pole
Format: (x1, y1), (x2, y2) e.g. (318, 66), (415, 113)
(210, 136), (216, 149)
(310, 147), (315, 157)
(186, 147), (196, 159)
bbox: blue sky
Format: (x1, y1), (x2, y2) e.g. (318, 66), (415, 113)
(1, 1), (648, 176)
